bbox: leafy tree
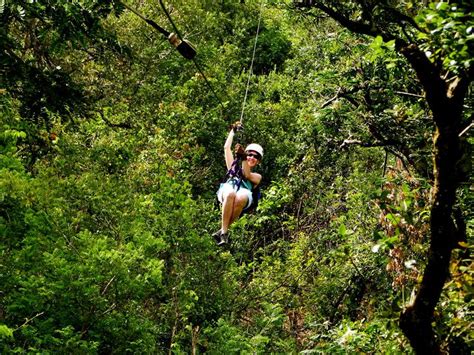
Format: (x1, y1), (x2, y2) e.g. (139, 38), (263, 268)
(293, 0), (472, 352)
(0, 0), (130, 168)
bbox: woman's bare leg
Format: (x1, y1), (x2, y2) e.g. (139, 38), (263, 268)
(229, 192), (248, 225)
(221, 191), (236, 233)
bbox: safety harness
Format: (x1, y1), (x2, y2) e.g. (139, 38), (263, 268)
(220, 157), (261, 213)
(223, 157), (244, 189)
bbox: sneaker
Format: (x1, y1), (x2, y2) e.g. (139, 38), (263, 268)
(212, 230), (223, 244)
(217, 232), (229, 246)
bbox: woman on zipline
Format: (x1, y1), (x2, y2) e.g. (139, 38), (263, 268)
(213, 122), (263, 246)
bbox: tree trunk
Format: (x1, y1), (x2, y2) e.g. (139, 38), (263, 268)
(294, 3), (472, 351)
(399, 78), (467, 352)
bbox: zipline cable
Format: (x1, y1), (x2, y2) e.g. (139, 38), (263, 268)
(239, 1), (264, 125)
(158, 0), (265, 121)
(158, 0), (227, 112)
(158, 0), (183, 41)
(121, 2), (169, 37)
(120, 1), (195, 59)
(123, 0), (264, 119)
(192, 58), (227, 113)
(121, 0), (225, 110)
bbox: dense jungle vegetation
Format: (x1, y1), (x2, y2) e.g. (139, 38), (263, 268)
(1, 0), (472, 353)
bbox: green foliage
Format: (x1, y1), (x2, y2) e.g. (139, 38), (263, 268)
(416, 1), (473, 74)
(204, 302), (295, 353)
(367, 35), (398, 69)
(0, 0), (472, 353)
(253, 20), (293, 74)
(435, 244), (474, 353)
(304, 318), (409, 354)
(0, 324), (14, 340)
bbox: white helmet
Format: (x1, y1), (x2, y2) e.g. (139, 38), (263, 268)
(245, 143), (263, 159)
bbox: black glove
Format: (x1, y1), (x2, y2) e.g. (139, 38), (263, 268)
(234, 143), (247, 159)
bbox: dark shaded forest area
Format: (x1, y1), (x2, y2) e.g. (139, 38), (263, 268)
(1, 0), (472, 353)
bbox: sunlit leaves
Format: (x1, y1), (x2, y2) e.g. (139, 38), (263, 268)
(0, 324), (14, 339)
(367, 35), (400, 70)
(416, 1), (473, 73)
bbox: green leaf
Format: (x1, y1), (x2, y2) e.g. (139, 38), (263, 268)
(436, 2), (449, 11)
(0, 324), (14, 339)
(339, 224), (347, 236)
(17, 5), (25, 17)
(385, 213), (400, 226)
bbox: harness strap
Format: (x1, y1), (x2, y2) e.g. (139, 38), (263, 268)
(220, 157), (260, 214)
(223, 158), (243, 190)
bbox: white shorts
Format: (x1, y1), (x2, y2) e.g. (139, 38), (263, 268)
(217, 180), (253, 210)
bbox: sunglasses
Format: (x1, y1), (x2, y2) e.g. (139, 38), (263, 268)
(246, 153), (261, 160)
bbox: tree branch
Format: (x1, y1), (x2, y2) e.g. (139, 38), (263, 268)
(321, 88), (342, 108)
(394, 91), (424, 99)
(14, 312), (45, 331)
(380, 5), (424, 33)
(399, 44), (446, 116)
(101, 276), (116, 296)
(339, 138), (411, 173)
(314, 3), (378, 38)
(321, 86), (363, 108)
(98, 111), (133, 129)
(339, 138), (388, 149)
(459, 122), (473, 137)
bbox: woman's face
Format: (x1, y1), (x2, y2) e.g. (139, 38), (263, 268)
(246, 150), (261, 167)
